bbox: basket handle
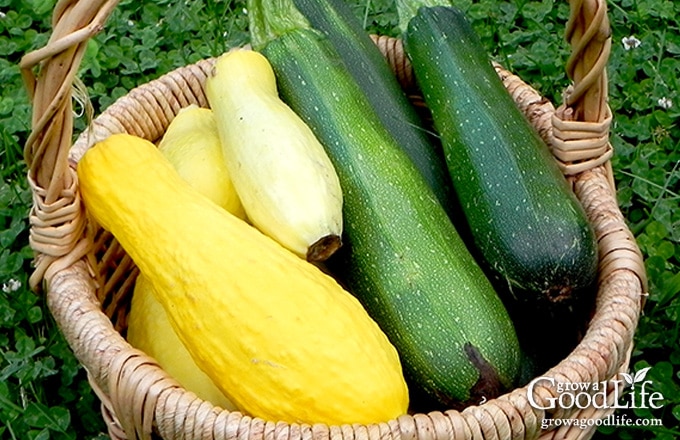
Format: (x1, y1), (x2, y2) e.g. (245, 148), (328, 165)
(552, 0), (615, 179)
(557, 0), (648, 292)
(22, 0), (119, 194)
(20, 0), (120, 290)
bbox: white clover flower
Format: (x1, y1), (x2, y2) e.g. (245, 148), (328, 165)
(657, 97), (673, 110)
(2, 278), (22, 293)
(0, 11), (6, 19)
(622, 35), (641, 50)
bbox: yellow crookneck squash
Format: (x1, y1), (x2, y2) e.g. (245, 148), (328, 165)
(77, 133), (408, 425)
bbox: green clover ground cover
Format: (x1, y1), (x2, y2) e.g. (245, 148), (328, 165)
(1, 0), (678, 438)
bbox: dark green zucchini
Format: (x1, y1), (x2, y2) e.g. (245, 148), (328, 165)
(248, 0), (520, 408)
(399, 3), (599, 304)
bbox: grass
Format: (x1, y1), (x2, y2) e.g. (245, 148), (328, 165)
(1, 0), (678, 438)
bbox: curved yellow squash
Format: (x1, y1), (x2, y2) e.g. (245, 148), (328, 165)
(78, 133), (408, 425)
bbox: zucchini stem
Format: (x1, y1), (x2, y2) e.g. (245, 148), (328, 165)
(247, 0), (314, 50)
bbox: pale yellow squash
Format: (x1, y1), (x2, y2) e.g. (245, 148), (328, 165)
(158, 104), (246, 219)
(128, 276), (237, 410)
(78, 133), (408, 425)
(205, 49), (343, 262)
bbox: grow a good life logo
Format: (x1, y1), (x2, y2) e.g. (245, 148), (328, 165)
(527, 366), (665, 430)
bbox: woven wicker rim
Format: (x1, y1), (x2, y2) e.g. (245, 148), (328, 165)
(21, 1), (647, 439)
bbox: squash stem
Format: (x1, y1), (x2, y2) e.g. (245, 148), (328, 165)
(247, 0), (314, 50)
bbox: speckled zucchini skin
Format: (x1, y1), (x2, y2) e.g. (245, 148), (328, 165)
(402, 6), (598, 303)
(258, 27), (520, 408)
(293, 0), (455, 215)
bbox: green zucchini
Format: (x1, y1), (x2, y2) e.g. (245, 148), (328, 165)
(399, 3), (599, 304)
(247, 0), (520, 409)
(292, 0), (455, 214)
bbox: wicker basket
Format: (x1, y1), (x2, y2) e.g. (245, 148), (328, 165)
(21, 0), (647, 439)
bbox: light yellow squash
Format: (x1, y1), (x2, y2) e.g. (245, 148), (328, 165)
(205, 49), (343, 262)
(158, 104), (245, 219)
(128, 276), (237, 410)
(78, 133), (408, 425)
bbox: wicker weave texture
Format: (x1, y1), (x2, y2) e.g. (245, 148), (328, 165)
(21, 0), (646, 439)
